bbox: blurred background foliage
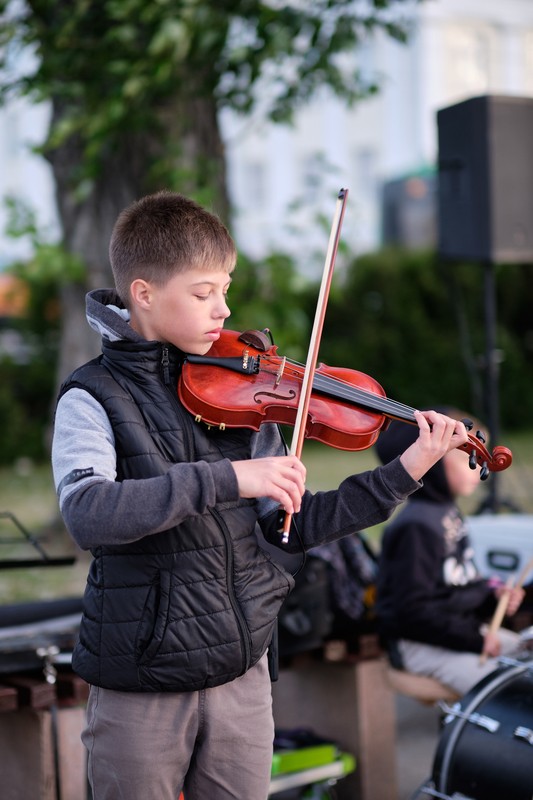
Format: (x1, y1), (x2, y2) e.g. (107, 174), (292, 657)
(313, 251), (532, 428)
(1, 242), (531, 465)
(0, 1), (530, 467)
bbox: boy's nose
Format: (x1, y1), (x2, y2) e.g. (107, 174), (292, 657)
(218, 299), (231, 319)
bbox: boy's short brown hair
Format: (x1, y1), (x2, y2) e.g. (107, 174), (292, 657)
(109, 191), (237, 307)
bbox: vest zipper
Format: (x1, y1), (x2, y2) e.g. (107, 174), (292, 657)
(161, 345), (196, 458)
(210, 507), (252, 675)
(161, 345), (171, 385)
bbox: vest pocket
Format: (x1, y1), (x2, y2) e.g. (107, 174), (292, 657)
(135, 570), (171, 663)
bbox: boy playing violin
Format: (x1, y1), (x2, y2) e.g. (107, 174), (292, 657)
(51, 190), (469, 800)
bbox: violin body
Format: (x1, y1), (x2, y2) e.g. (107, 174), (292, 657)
(179, 329), (513, 477)
(180, 329), (388, 451)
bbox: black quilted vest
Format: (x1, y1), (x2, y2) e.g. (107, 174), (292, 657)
(60, 337), (292, 692)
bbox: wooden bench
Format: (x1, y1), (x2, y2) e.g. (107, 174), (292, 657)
(0, 669), (89, 800)
(272, 636), (399, 800)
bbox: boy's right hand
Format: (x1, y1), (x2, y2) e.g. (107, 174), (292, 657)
(232, 456), (306, 514)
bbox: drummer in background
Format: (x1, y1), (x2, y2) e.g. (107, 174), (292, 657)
(375, 408), (525, 696)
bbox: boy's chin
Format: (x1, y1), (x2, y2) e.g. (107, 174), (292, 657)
(189, 342), (215, 355)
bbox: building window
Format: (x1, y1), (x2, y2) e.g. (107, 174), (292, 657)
(444, 24), (492, 100)
(524, 30), (533, 95)
(355, 147), (378, 200)
(243, 161), (267, 211)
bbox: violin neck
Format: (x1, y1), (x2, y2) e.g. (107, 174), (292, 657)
(313, 371), (417, 426)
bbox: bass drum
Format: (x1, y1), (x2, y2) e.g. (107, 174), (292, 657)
(431, 660), (533, 800)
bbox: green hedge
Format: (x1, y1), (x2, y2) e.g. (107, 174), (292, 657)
(306, 248), (533, 431)
(0, 349), (56, 463)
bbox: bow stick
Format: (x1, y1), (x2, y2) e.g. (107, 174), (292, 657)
(280, 188), (349, 544)
(479, 555), (533, 664)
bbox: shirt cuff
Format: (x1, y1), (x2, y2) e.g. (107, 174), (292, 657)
(209, 458), (240, 504)
(380, 456), (423, 497)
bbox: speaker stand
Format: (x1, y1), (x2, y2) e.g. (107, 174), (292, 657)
(475, 260), (520, 514)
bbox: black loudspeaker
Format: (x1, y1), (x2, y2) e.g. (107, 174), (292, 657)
(437, 94), (533, 263)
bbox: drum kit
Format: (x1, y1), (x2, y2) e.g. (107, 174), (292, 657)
(416, 629), (533, 800)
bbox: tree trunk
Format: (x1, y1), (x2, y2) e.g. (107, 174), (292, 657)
(45, 90), (229, 390)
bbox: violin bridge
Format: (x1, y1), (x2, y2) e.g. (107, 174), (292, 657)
(275, 356), (286, 387)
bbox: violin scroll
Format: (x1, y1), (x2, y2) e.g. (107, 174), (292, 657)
(460, 417), (512, 479)
(462, 436), (512, 480)
(485, 445), (513, 472)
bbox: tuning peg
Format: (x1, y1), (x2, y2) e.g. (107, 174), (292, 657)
(480, 462), (489, 481)
(469, 451), (478, 470)
(476, 430), (486, 444)
(461, 418), (474, 431)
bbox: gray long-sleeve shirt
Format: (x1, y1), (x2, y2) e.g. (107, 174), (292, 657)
(52, 386), (420, 554)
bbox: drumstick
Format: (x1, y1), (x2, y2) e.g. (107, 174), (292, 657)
(480, 556), (533, 665)
(479, 575), (514, 665)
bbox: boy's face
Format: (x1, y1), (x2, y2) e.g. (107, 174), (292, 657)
(129, 268), (232, 353)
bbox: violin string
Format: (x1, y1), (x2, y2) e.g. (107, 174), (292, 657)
(260, 356), (491, 456)
(310, 372), (488, 455)
(312, 372), (417, 422)
(266, 355), (417, 422)
(288, 363), (487, 458)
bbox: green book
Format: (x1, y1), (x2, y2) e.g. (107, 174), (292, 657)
(271, 744), (339, 776)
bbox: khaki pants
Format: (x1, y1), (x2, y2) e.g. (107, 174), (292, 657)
(398, 626), (521, 696)
(83, 654), (274, 800)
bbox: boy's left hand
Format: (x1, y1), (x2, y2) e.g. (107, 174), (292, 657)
(399, 410), (469, 481)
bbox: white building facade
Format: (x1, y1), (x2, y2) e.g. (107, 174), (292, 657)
(1, 0), (533, 270)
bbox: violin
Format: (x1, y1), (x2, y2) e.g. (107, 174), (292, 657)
(179, 328), (513, 480)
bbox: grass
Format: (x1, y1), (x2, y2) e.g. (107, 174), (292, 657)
(0, 459), (90, 604)
(1, 428), (532, 605)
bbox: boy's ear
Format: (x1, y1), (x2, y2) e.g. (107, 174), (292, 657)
(130, 279), (152, 310)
